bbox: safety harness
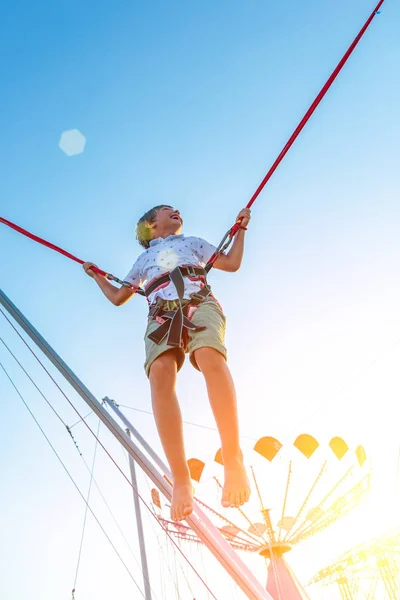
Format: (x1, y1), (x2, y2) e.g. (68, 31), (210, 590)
(143, 265), (213, 348)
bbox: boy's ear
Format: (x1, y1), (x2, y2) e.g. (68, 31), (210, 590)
(146, 220), (156, 230)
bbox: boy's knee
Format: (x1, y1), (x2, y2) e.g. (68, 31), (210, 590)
(149, 351), (178, 386)
(193, 347), (225, 373)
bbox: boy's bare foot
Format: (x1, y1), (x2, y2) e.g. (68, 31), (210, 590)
(171, 479), (194, 521)
(221, 457), (251, 508)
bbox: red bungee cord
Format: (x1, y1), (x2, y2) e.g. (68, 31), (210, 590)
(206, 0), (385, 269)
(0, 216), (131, 287)
(0, 0), (384, 282)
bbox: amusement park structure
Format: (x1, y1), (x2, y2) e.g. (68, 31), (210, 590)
(0, 289), (273, 600)
(0, 283), (386, 600)
(142, 430), (371, 599)
(0, 283), (372, 600)
(308, 527), (400, 599)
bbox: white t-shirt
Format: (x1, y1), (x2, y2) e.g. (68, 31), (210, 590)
(124, 234), (217, 305)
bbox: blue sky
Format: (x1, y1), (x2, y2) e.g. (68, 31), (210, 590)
(1, 1), (399, 598)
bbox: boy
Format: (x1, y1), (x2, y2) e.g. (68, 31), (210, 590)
(83, 205), (251, 521)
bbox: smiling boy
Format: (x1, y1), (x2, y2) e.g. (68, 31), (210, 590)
(83, 205), (251, 521)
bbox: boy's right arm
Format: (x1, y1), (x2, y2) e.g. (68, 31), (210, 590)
(83, 262), (136, 306)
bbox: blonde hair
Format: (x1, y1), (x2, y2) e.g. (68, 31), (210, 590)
(136, 205), (172, 249)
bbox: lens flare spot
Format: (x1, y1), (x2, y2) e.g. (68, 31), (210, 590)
(156, 248), (179, 271)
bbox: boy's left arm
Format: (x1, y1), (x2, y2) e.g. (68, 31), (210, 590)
(213, 208), (250, 272)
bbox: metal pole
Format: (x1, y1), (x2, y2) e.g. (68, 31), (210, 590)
(103, 397), (173, 479)
(0, 288), (272, 600)
(126, 428), (152, 600)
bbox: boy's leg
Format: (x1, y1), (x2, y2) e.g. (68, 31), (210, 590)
(193, 347), (251, 508)
(148, 350), (193, 521)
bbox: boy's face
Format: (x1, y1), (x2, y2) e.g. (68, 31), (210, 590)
(151, 206), (183, 236)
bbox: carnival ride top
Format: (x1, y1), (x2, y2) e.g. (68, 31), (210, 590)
(149, 432), (370, 599)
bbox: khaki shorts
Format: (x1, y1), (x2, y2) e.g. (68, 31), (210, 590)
(144, 299), (227, 377)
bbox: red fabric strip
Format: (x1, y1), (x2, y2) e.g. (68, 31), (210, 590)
(0, 216), (108, 278)
(207, 0), (385, 266)
(245, 0), (385, 212)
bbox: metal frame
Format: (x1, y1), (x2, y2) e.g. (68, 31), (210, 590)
(0, 288), (272, 600)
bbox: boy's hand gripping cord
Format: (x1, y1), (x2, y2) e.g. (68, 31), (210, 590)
(0, 1), (384, 283)
(205, 0), (385, 272)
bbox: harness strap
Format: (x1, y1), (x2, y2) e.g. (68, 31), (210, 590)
(144, 265), (206, 297)
(147, 266), (211, 347)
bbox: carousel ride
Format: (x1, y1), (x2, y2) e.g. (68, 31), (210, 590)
(149, 433), (370, 599)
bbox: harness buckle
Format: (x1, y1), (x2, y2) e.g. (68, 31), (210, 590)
(185, 265), (199, 279)
(148, 297), (165, 318)
(190, 289), (210, 304)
